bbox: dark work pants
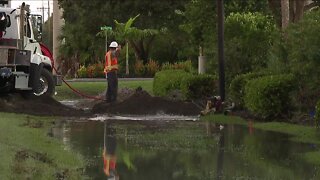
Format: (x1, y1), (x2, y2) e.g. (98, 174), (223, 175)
(106, 71), (118, 102)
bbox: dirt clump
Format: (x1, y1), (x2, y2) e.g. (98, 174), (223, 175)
(0, 93), (87, 117)
(92, 89), (202, 116)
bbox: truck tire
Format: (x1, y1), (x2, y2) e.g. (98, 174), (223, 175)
(34, 68), (55, 96)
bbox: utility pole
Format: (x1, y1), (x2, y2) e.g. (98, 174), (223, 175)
(37, 1), (49, 24)
(47, 0), (51, 51)
(217, 0), (225, 101)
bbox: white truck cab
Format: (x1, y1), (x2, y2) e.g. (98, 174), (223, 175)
(0, 2), (61, 96)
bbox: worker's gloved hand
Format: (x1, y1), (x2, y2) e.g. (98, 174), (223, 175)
(105, 73), (108, 79)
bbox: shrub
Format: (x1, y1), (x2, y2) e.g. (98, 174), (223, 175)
(77, 65), (87, 78)
(153, 70), (217, 100)
(224, 12), (276, 83)
(244, 74), (296, 119)
(134, 60), (145, 77)
(86, 63), (104, 78)
(181, 74), (217, 100)
(153, 70), (188, 97)
(161, 60), (195, 73)
(229, 72), (266, 108)
(145, 59), (160, 77)
(282, 10), (320, 109)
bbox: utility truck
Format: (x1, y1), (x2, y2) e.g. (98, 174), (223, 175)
(0, 1), (61, 96)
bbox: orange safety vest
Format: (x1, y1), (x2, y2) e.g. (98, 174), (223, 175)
(104, 51), (119, 73)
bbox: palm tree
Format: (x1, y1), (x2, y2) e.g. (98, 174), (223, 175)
(99, 15), (158, 75)
(114, 15), (158, 74)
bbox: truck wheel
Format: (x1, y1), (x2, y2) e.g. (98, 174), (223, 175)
(34, 68), (55, 96)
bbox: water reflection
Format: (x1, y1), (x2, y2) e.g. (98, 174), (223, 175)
(103, 122), (119, 179)
(53, 119), (320, 180)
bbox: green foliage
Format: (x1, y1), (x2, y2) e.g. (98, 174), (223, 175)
(224, 12), (276, 83)
(181, 74), (217, 100)
(229, 72), (266, 108)
(145, 59), (160, 77)
(59, 0), (188, 72)
(134, 60), (145, 77)
(77, 65), (87, 78)
(182, 0), (270, 74)
(283, 10), (320, 108)
(153, 70), (189, 97)
(161, 60), (195, 73)
(244, 74), (296, 119)
(316, 100), (320, 123)
(86, 63), (104, 78)
(153, 70), (216, 100)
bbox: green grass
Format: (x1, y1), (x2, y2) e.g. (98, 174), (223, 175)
(0, 113), (85, 179)
(54, 80), (153, 100)
(202, 114), (320, 166)
(202, 114), (320, 144)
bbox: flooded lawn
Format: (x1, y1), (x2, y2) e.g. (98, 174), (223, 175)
(53, 117), (320, 180)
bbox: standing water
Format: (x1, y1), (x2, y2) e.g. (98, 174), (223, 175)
(52, 117), (320, 180)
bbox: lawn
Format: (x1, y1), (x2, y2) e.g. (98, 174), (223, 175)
(54, 79), (153, 100)
(0, 113), (85, 179)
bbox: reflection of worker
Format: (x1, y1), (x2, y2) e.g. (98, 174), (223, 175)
(102, 122), (119, 179)
(104, 41), (121, 102)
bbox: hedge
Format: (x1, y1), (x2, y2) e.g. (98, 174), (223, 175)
(244, 74), (295, 119)
(181, 74), (217, 100)
(153, 70), (216, 100)
(229, 72), (265, 108)
(153, 70), (189, 97)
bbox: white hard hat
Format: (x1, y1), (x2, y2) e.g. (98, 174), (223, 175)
(109, 41), (118, 48)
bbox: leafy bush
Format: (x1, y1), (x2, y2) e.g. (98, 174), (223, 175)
(77, 65), (88, 78)
(181, 74), (217, 99)
(224, 12), (276, 83)
(153, 70), (188, 97)
(153, 70), (216, 100)
(161, 60), (195, 73)
(145, 59), (160, 77)
(134, 60), (145, 77)
(229, 72), (266, 108)
(86, 63), (104, 78)
(283, 10), (320, 109)
(244, 74), (296, 119)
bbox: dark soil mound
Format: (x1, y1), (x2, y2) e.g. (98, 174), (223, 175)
(92, 90), (201, 116)
(0, 93), (87, 117)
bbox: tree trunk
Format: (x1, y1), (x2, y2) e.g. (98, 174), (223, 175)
(268, 0), (281, 27)
(281, 0), (290, 30)
(294, 0), (306, 22)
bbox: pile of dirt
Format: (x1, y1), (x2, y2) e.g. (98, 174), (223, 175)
(0, 89), (202, 117)
(0, 93), (87, 117)
(92, 89), (202, 116)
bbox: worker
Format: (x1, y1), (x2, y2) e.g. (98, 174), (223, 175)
(104, 41), (121, 102)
